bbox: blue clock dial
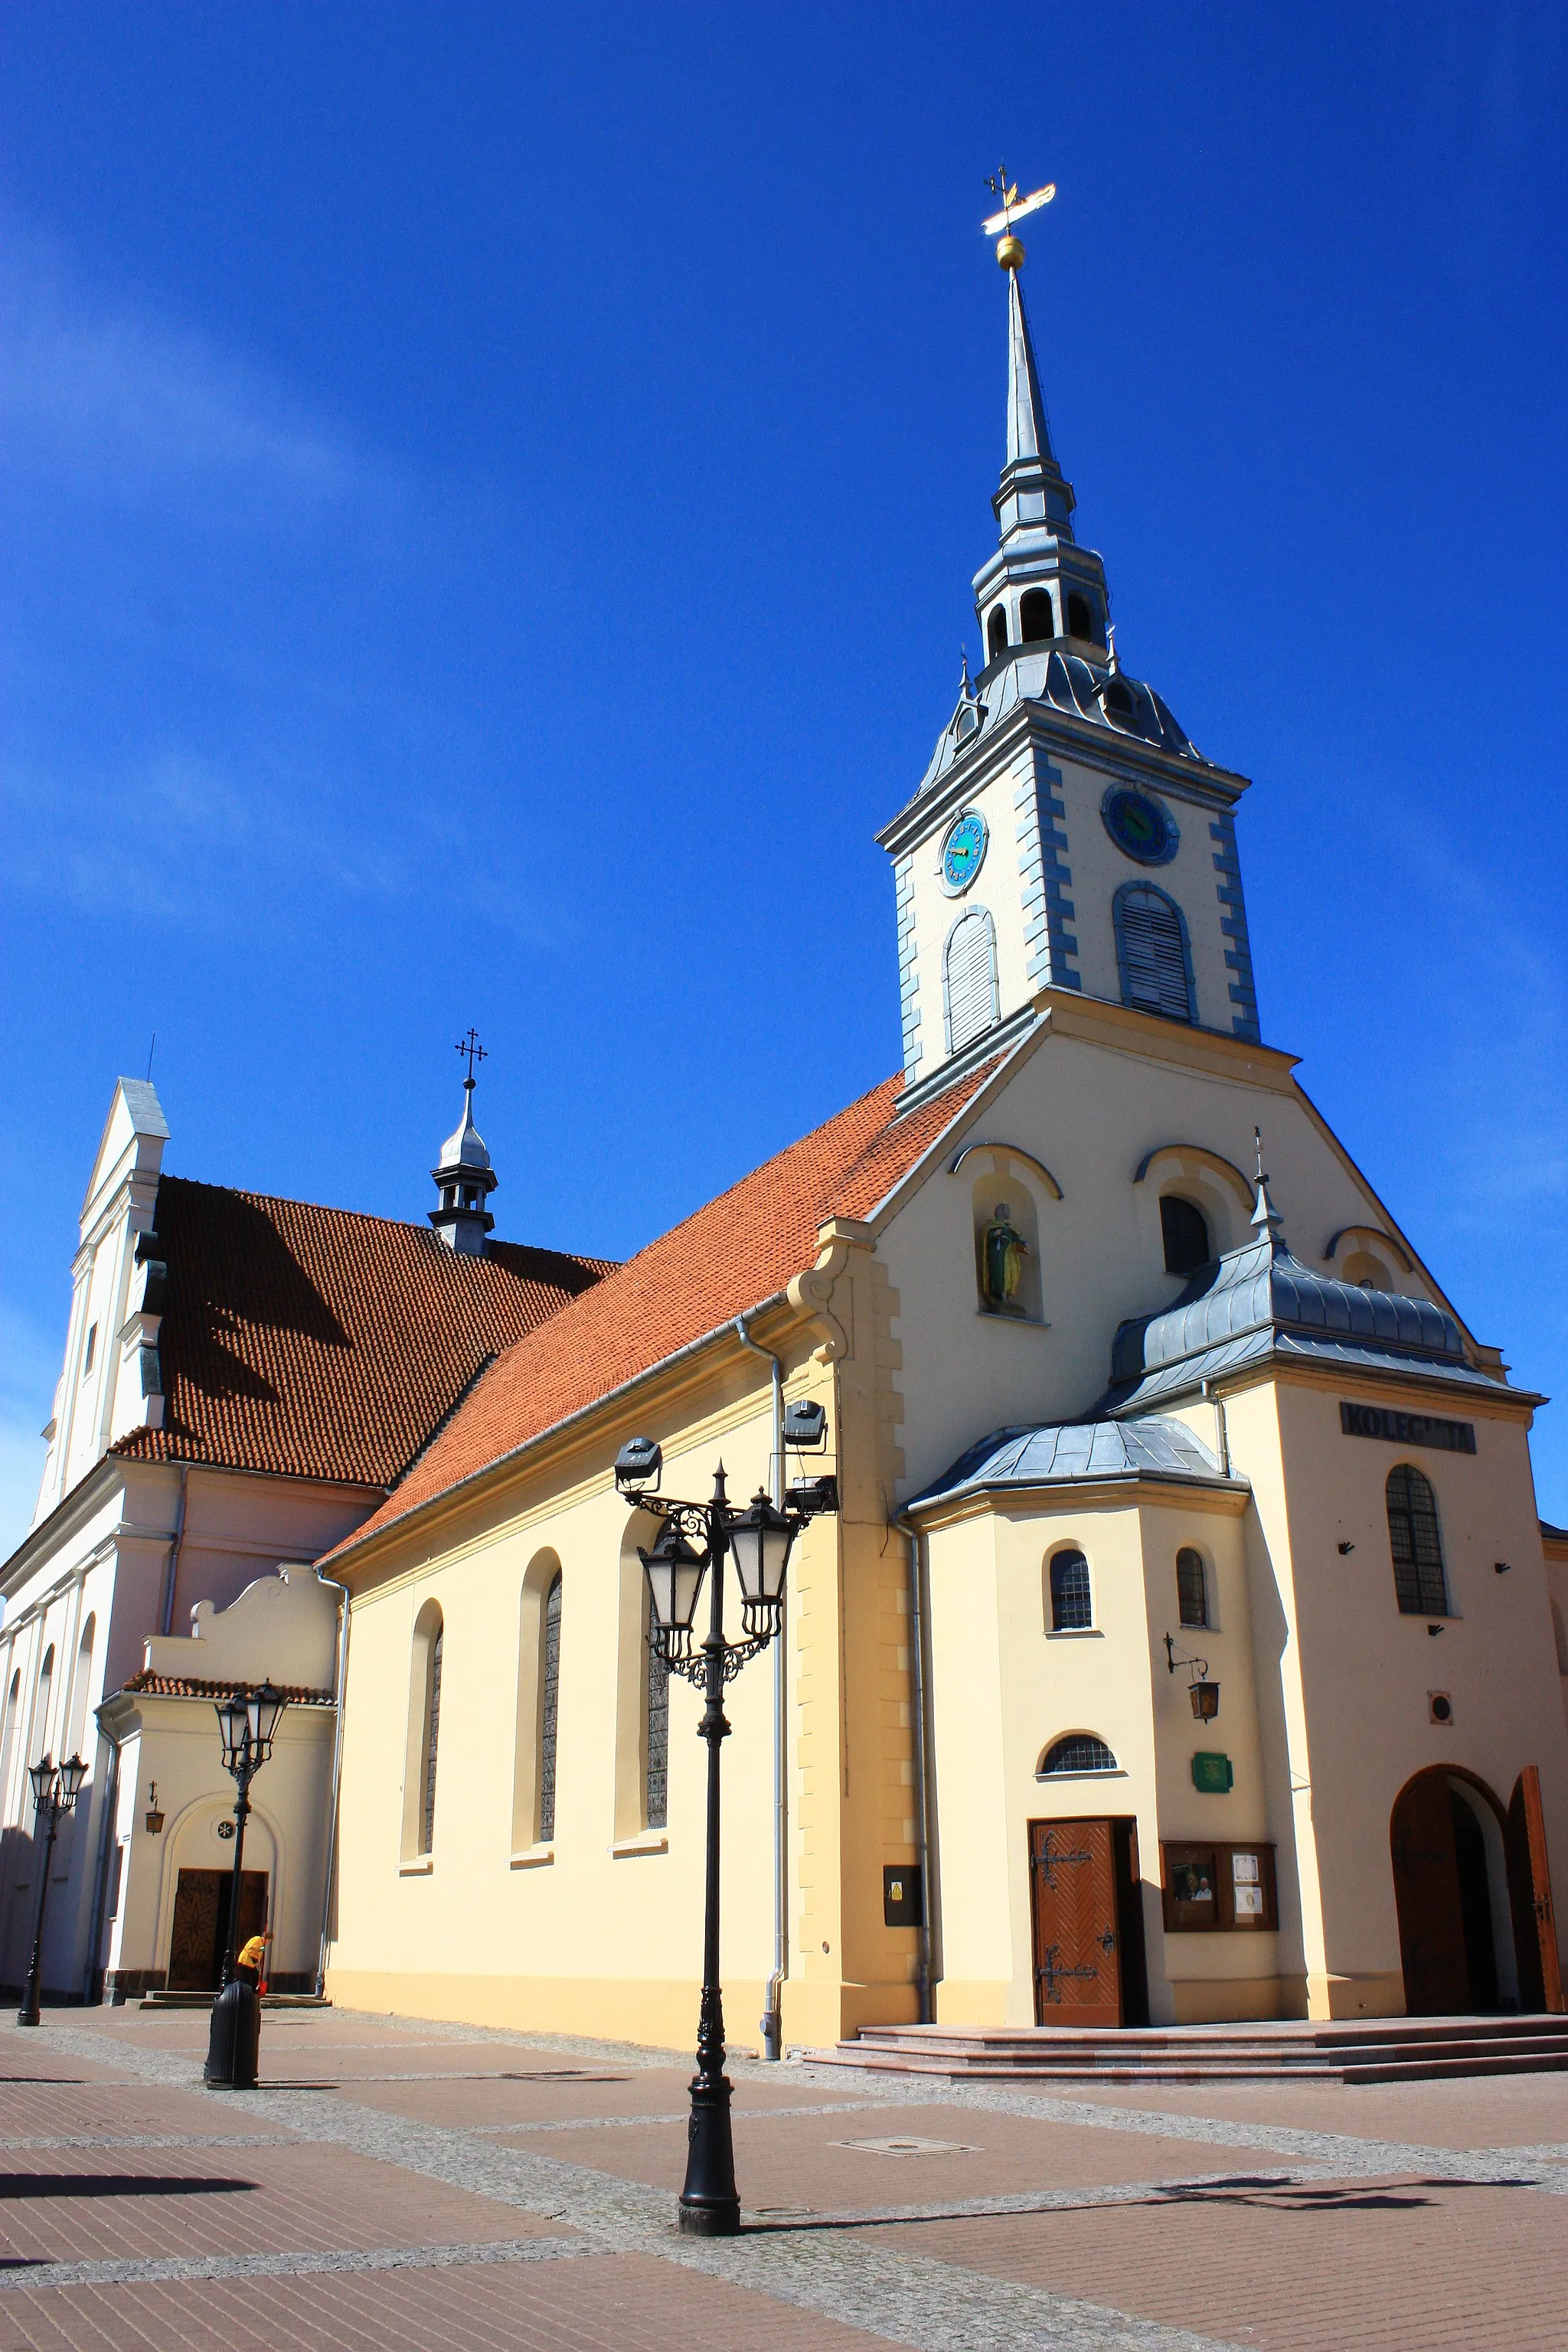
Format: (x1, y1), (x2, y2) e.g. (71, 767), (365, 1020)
(940, 810), (988, 894)
(1102, 786), (1178, 866)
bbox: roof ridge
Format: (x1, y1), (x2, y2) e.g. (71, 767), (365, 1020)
(156, 1172), (609, 1270)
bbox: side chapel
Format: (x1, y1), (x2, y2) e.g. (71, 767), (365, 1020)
(315, 238), (1568, 2041)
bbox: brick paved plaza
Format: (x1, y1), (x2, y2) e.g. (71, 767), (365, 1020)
(0, 2004), (1562, 2351)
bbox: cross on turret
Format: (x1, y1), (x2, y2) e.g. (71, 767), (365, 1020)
(456, 1027), (488, 1086)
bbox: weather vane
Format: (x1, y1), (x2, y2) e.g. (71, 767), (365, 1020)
(456, 1027), (488, 1086)
(982, 164), (1056, 270)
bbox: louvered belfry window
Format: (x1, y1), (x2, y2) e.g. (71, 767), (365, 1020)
(943, 907), (999, 1055)
(1386, 1464), (1448, 1615)
(1115, 884), (1194, 1022)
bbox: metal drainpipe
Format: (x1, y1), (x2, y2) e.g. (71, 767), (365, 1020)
(314, 1573), (351, 2001)
(158, 1466), (188, 1638)
(83, 1724), (120, 2005)
(1200, 1377), (1230, 1475)
(733, 1314), (786, 2061)
(893, 1513), (935, 2024)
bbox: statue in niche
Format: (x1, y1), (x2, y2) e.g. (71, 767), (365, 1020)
(982, 1201), (1030, 1315)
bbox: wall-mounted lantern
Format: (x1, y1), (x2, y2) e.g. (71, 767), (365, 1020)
(144, 1781), (164, 1834)
(1165, 1632), (1220, 1721)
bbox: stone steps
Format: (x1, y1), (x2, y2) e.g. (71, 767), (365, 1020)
(138, 1991), (332, 2011)
(812, 2014), (1568, 2086)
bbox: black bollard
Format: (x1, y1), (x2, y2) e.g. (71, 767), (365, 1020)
(204, 1978), (261, 2088)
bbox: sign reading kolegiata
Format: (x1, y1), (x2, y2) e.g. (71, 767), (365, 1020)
(1339, 1402), (1476, 1453)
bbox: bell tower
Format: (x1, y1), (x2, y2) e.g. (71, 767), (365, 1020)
(877, 178), (1261, 1111)
(429, 1030), (498, 1256)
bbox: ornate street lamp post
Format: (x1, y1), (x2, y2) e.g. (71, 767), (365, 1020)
(16, 1754), (87, 2027)
(616, 1404), (835, 2237)
(204, 1682), (287, 2089)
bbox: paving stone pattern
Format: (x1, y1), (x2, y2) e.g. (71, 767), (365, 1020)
(0, 2009), (1561, 2351)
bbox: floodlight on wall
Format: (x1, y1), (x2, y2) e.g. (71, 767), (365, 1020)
(782, 1399), (828, 1452)
(616, 1435), (664, 1495)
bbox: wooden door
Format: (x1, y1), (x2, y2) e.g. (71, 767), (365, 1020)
(1507, 1767), (1565, 2014)
(1390, 1772), (1469, 2014)
(168, 1870), (268, 1991)
(1028, 1818), (1121, 2027)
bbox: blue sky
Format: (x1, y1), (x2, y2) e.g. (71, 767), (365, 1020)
(2, 2), (1565, 1548)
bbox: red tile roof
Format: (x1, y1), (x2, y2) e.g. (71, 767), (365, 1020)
(333, 1063), (995, 1560)
(121, 1670), (335, 1705)
(112, 1176), (612, 1488)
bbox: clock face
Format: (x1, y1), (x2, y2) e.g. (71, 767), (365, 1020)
(1102, 786), (1178, 866)
(940, 809), (988, 893)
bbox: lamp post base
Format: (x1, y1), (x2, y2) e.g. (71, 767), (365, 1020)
(678, 2070), (740, 2236)
(15, 2006), (40, 2029)
(204, 1978), (260, 2088)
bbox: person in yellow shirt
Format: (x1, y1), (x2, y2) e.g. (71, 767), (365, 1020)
(235, 1929), (270, 1991)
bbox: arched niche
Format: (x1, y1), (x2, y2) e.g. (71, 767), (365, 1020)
(1133, 1142), (1254, 1270)
(1326, 1224), (1416, 1293)
(951, 1142), (1062, 1325)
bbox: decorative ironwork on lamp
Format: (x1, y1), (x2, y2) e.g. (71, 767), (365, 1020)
(1165, 1632), (1220, 1720)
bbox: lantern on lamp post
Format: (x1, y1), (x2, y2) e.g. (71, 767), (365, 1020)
(616, 1417), (835, 2237)
(204, 1682), (287, 2089)
(16, 1753), (87, 2028)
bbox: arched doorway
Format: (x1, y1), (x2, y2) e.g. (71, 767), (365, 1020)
(1390, 1768), (1519, 2015)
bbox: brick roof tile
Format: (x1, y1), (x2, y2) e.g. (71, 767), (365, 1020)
(335, 1063), (995, 1558)
(112, 1177), (611, 1488)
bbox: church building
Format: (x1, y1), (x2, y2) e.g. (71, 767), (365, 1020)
(0, 1069), (606, 2004)
(313, 238), (1568, 2043)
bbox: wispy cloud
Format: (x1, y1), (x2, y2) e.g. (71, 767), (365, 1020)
(0, 224), (362, 518)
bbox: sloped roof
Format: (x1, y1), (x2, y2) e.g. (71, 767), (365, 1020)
(112, 1176), (612, 1488)
(120, 1669), (334, 1706)
(334, 1063), (998, 1559)
(1096, 1181), (1516, 1416)
(906, 1414), (1236, 1514)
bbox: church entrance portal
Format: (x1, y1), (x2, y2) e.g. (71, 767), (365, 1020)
(1027, 1817), (1148, 2027)
(168, 1869), (268, 1991)
(1390, 1766), (1564, 2016)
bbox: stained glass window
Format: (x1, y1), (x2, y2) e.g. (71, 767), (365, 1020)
(1386, 1464), (1448, 1615)
(538, 1573), (562, 1841)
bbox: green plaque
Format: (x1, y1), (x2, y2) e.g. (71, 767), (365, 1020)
(1191, 1751), (1234, 1793)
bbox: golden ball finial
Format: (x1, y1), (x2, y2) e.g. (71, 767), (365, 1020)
(995, 234), (1026, 271)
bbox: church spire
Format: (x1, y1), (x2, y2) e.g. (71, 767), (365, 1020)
(972, 185), (1111, 669)
(429, 1030), (498, 1256)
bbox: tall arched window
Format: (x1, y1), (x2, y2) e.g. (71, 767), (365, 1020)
(1386, 1465), (1448, 1615)
(0, 1672), (19, 1821)
(1048, 1549), (1092, 1631)
(538, 1572), (563, 1842)
(987, 606), (1008, 661)
(1161, 1194), (1211, 1275)
(943, 906), (1000, 1055)
(1067, 590), (1102, 645)
(645, 1623), (669, 1832)
(1177, 1547), (1209, 1628)
(403, 1602), (443, 1860)
(67, 1616), (96, 1761)
(32, 1645), (55, 1765)
(1019, 588), (1055, 644)
(1113, 882), (1196, 1024)
(420, 1628), (443, 1854)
